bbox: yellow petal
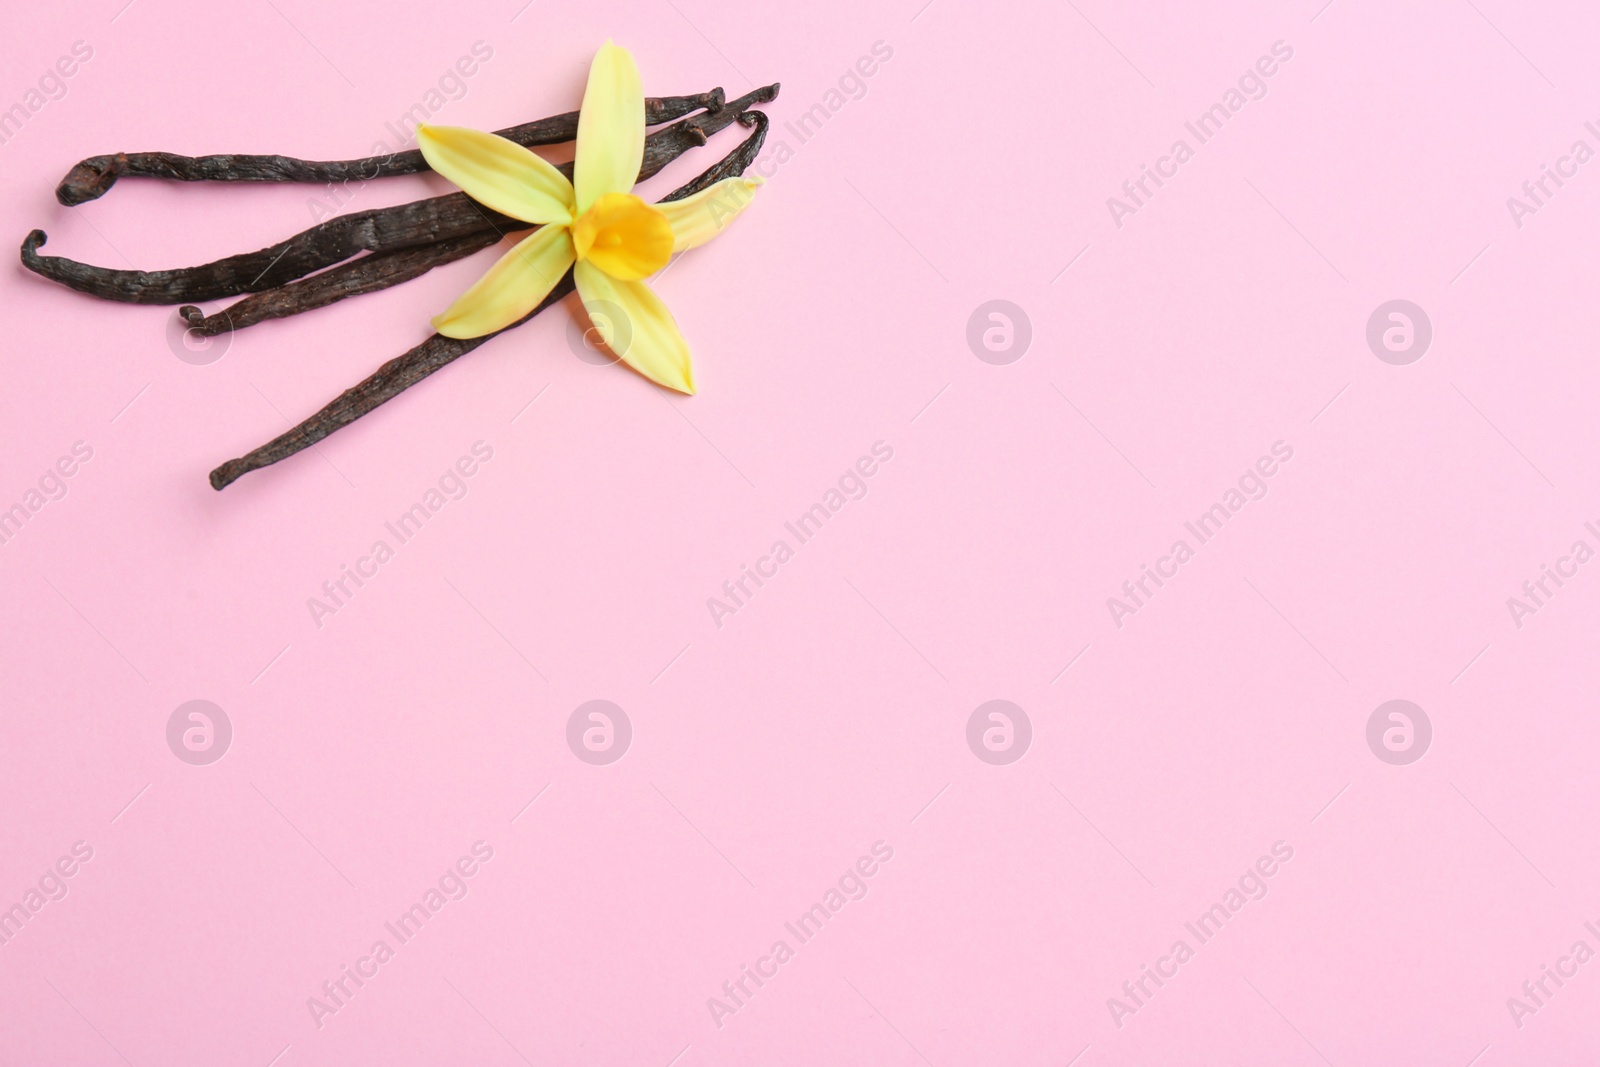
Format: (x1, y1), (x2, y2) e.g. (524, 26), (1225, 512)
(575, 41), (645, 213)
(432, 225), (576, 338)
(657, 178), (763, 253)
(574, 260), (695, 393)
(571, 193), (673, 280)
(417, 125), (575, 225)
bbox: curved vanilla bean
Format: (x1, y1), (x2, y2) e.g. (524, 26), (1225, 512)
(182, 109), (774, 337)
(55, 90), (725, 206)
(24, 84), (780, 306)
(660, 109), (769, 199)
(207, 281), (570, 492)
(209, 108), (772, 491)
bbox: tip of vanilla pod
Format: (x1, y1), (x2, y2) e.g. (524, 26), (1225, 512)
(20, 229), (47, 263)
(55, 154), (123, 206)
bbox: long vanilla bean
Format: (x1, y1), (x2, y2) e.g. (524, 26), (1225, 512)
(55, 91), (724, 206)
(23, 85), (780, 307)
(208, 109), (771, 491)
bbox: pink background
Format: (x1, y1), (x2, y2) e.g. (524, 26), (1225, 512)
(4, 0), (1600, 1062)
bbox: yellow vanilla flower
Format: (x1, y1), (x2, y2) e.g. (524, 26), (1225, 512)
(416, 41), (761, 393)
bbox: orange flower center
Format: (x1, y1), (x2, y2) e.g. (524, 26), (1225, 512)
(570, 192), (673, 280)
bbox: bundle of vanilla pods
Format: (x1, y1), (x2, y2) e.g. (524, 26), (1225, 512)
(21, 83), (777, 489)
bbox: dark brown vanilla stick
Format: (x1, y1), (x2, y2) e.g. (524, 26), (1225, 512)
(178, 100), (776, 337)
(206, 278), (571, 493)
(55, 91), (724, 206)
(208, 110), (770, 491)
(23, 84), (779, 306)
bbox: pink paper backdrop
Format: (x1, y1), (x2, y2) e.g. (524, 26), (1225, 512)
(4, 0), (1600, 1062)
